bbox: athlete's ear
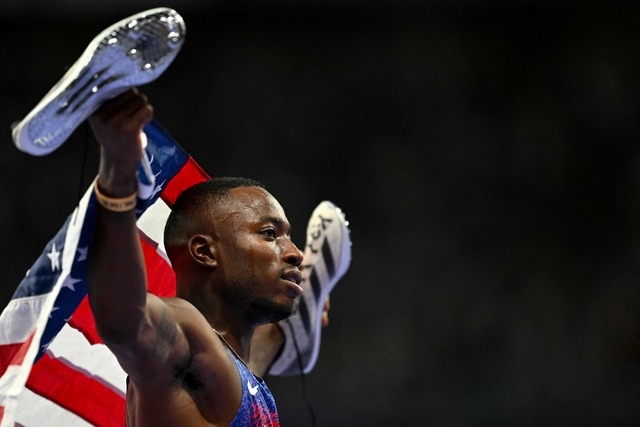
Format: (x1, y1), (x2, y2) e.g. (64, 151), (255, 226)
(189, 234), (217, 268)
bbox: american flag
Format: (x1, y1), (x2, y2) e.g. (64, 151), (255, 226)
(0, 120), (208, 426)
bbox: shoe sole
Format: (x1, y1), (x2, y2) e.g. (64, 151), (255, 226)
(12, 7), (185, 156)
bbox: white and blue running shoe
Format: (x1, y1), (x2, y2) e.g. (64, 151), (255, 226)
(12, 7), (185, 156)
(270, 201), (352, 376)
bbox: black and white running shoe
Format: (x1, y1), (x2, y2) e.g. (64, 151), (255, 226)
(270, 201), (352, 376)
(12, 7), (185, 156)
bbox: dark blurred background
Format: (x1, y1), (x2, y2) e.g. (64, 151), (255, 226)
(2, 1), (640, 425)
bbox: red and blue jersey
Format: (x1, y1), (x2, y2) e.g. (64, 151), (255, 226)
(227, 348), (280, 427)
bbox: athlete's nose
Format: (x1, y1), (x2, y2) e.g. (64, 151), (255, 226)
(283, 239), (304, 267)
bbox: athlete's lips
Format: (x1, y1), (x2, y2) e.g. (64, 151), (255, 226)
(282, 269), (302, 285)
(282, 269), (303, 296)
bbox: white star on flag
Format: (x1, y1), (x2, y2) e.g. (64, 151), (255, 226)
(62, 276), (82, 292)
(47, 243), (61, 271)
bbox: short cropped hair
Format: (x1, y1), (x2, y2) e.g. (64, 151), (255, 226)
(163, 177), (266, 249)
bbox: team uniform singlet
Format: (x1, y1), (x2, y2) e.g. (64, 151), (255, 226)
(227, 347), (281, 427)
(124, 348), (280, 426)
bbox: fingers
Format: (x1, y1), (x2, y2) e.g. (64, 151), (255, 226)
(89, 88), (154, 174)
(321, 298), (330, 327)
(94, 88), (153, 131)
(321, 311), (329, 327)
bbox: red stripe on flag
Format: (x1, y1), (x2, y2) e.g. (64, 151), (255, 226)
(161, 157), (209, 207)
(0, 331), (35, 377)
(26, 353), (125, 427)
(67, 297), (101, 345)
(141, 238), (176, 297)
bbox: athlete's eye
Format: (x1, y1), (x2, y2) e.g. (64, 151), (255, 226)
(261, 228), (276, 239)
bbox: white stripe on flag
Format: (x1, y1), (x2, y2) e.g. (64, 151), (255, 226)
(16, 388), (91, 427)
(45, 324), (126, 394)
(0, 295), (46, 345)
(137, 197), (172, 264)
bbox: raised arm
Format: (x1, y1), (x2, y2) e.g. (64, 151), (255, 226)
(86, 89), (187, 384)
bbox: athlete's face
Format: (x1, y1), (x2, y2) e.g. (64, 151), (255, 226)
(211, 186), (304, 324)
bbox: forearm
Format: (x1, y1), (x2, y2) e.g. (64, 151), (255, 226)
(87, 180), (148, 344)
